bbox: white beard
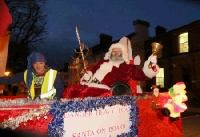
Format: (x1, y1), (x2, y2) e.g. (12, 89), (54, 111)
(153, 89), (159, 97)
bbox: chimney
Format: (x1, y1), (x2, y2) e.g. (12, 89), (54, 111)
(133, 19), (150, 33)
(99, 33), (112, 45)
(133, 19), (150, 39)
(155, 25), (167, 36)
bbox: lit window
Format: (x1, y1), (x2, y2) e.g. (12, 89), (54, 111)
(156, 68), (164, 88)
(179, 32), (188, 53)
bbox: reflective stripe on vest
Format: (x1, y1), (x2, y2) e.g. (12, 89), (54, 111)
(40, 89), (56, 99)
(48, 69), (54, 91)
(24, 69), (57, 99)
(40, 69), (56, 99)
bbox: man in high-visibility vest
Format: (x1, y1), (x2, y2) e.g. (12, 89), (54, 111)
(0, 52), (64, 100)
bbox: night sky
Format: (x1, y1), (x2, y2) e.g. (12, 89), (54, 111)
(38, 0), (200, 70)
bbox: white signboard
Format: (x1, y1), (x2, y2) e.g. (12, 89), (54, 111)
(63, 104), (131, 137)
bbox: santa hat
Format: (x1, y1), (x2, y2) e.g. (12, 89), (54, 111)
(151, 85), (159, 97)
(151, 85), (157, 89)
(151, 85), (160, 92)
(119, 37), (133, 60)
(104, 37), (133, 64)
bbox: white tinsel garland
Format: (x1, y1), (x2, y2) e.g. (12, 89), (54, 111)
(0, 98), (55, 107)
(0, 105), (50, 130)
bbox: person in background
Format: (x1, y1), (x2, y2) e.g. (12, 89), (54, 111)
(0, 52), (64, 100)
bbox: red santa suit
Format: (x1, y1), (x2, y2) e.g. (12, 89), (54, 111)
(62, 37), (159, 99)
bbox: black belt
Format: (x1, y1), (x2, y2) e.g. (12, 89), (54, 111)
(91, 78), (101, 84)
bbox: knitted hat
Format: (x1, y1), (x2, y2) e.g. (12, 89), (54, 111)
(104, 37), (132, 64)
(27, 52), (46, 69)
(26, 52), (46, 93)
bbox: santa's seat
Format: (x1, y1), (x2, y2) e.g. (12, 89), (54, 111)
(110, 81), (132, 96)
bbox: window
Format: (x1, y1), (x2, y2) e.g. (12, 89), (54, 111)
(179, 32), (188, 53)
(156, 68), (164, 88)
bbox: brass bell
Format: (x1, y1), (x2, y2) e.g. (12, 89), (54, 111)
(149, 42), (163, 68)
(151, 42), (163, 54)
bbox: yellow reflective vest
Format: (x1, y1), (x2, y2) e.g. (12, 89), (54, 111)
(24, 69), (57, 99)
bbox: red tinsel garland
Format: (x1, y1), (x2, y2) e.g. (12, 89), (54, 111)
(17, 114), (52, 136)
(0, 105), (52, 136)
(137, 99), (183, 137)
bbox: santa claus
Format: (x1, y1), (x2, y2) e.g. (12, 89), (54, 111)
(62, 36), (159, 99)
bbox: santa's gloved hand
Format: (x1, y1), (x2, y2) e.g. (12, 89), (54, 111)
(82, 71), (92, 81)
(80, 71), (92, 85)
(148, 54), (157, 66)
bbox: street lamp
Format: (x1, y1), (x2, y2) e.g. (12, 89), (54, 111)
(4, 71), (10, 76)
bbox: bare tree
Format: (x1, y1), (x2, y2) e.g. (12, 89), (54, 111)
(5, 0), (47, 73)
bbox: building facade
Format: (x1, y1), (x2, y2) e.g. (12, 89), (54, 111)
(144, 20), (200, 92)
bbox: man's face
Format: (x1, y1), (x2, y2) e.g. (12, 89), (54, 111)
(110, 48), (123, 62)
(33, 62), (45, 74)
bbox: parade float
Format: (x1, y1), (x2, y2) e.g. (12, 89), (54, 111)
(0, 85), (187, 137)
(0, 1), (187, 137)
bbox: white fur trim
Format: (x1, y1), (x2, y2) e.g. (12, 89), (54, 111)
(137, 85), (143, 93)
(142, 59), (159, 78)
(93, 61), (121, 82)
(134, 55), (141, 65)
(87, 83), (111, 90)
(104, 52), (109, 60)
(119, 37), (133, 60)
(80, 71), (93, 85)
(81, 62), (122, 88)
(104, 43), (129, 64)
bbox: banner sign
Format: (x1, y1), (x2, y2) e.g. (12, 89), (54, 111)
(48, 96), (138, 137)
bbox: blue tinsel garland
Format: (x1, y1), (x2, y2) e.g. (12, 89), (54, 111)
(48, 96), (138, 137)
